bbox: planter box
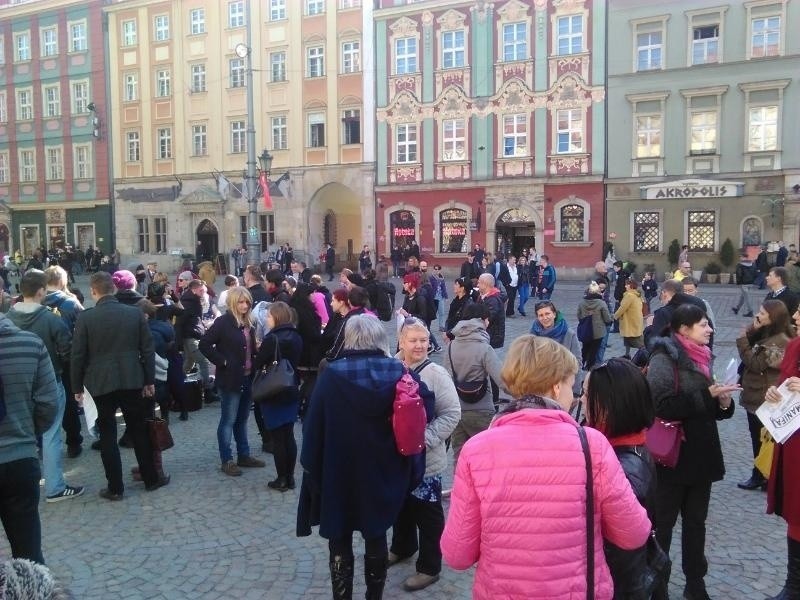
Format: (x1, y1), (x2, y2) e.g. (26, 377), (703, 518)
(719, 273), (731, 284)
(706, 274), (719, 284)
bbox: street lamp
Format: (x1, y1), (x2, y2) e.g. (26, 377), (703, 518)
(258, 149), (273, 176)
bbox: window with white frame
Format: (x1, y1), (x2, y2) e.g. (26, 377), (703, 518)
(46, 147), (63, 180)
(124, 72), (138, 101)
(19, 149), (35, 182)
(0, 92), (6, 123)
(74, 144), (91, 179)
(692, 25), (719, 64)
(136, 218), (150, 253)
(154, 217), (167, 253)
(43, 85), (60, 118)
(156, 69), (171, 97)
(503, 114), (527, 157)
(306, 0), (324, 16)
(396, 123), (417, 163)
(228, 2), (245, 27)
(0, 152), (8, 184)
(442, 30), (465, 69)
(0, 35), (5, 64)
(157, 128), (172, 159)
(41, 27), (58, 57)
(635, 115), (662, 157)
(689, 110), (717, 155)
(751, 16), (780, 58)
(122, 20), (137, 46)
(270, 0), (286, 21)
(16, 89), (32, 120)
(560, 204), (585, 242)
(191, 124), (207, 156)
(70, 21), (87, 52)
(14, 32), (30, 61)
(442, 119), (465, 161)
(307, 46), (324, 77)
(687, 210), (715, 252)
(271, 51), (286, 82)
(556, 109), (583, 153)
(230, 120), (246, 153)
(190, 8), (205, 35)
(342, 109), (360, 144)
(636, 30), (662, 71)
(439, 208), (468, 253)
(748, 106), (778, 152)
(632, 211), (661, 252)
(503, 23), (527, 62)
(272, 116), (287, 150)
(239, 215), (276, 249)
(71, 81), (88, 113)
(395, 37), (417, 74)
(127, 131), (140, 162)
(229, 58), (245, 88)
(191, 64), (206, 92)
(308, 113), (325, 147)
(557, 15), (582, 55)
(340, 0), (361, 8)
(342, 41), (360, 74)
(154, 15), (170, 42)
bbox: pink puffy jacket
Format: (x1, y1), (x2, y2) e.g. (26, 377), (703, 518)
(440, 408), (651, 599)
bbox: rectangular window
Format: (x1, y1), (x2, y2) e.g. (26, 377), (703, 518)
(15, 32), (30, 61)
(17, 89), (32, 120)
(557, 15), (582, 55)
(395, 37), (417, 74)
(692, 25), (719, 65)
(156, 69), (171, 97)
(46, 147), (63, 180)
(71, 81), (88, 113)
(270, 0), (286, 21)
(306, 0), (324, 16)
(442, 118), (465, 161)
(229, 58), (246, 88)
(342, 109), (360, 144)
(557, 109), (583, 153)
(154, 15), (170, 42)
(752, 16), (780, 58)
(396, 123), (417, 163)
(633, 211), (660, 252)
(503, 114), (527, 157)
(0, 92), (6, 123)
(190, 64), (206, 92)
(127, 131), (140, 162)
(19, 150), (35, 182)
(74, 144), (91, 179)
(308, 113), (325, 147)
(503, 23), (527, 62)
(136, 218), (150, 253)
(41, 27), (58, 57)
(342, 41), (360, 74)
(70, 21), (87, 52)
(124, 72), (138, 101)
(228, 2), (245, 27)
(271, 52), (286, 82)
(690, 111), (717, 155)
(231, 120), (246, 153)
(192, 124), (207, 156)
(0, 35), (5, 64)
(271, 116), (288, 150)
(687, 210), (715, 252)
(154, 217), (167, 253)
(637, 31), (662, 70)
(748, 106), (778, 152)
(340, 0), (361, 7)
(442, 30), (465, 69)
(190, 8), (206, 35)
(43, 85), (60, 118)
(635, 115), (662, 157)
(158, 128), (172, 159)
(240, 215), (276, 249)
(307, 46), (324, 77)
(0, 153), (8, 184)
(122, 20), (137, 46)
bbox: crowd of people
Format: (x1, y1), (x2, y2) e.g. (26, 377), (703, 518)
(0, 243), (798, 600)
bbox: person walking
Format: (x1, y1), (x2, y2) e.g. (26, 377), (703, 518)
(536, 255), (556, 300)
(732, 253), (757, 317)
(516, 255), (531, 316)
(325, 243), (336, 282)
(613, 278), (645, 360)
(504, 256), (519, 318)
(577, 281), (613, 369)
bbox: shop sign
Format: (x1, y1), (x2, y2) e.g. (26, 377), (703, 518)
(641, 179), (744, 200)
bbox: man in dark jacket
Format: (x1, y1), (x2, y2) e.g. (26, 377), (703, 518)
(265, 269), (291, 303)
(646, 279), (713, 347)
(765, 267), (799, 316)
(244, 265), (269, 303)
(477, 273), (505, 404)
(754, 246), (770, 289)
(325, 243), (336, 281)
(180, 280), (215, 400)
(72, 272), (167, 500)
(460, 253), (480, 283)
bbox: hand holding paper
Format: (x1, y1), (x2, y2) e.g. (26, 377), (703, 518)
(757, 380), (800, 444)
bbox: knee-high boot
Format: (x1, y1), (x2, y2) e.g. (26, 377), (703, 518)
(364, 554), (387, 600)
(329, 555), (354, 600)
(767, 537), (800, 600)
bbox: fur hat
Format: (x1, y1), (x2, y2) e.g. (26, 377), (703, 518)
(0, 558), (55, 599)
(111, 270), (136, 290)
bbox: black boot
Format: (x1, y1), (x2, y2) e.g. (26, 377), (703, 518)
(684, 578), (710, 600)
(738, 468), (768, 490)
(329, 555), (354, 600)
(767, 537), (800, 600)
(364, 554), (387, 600)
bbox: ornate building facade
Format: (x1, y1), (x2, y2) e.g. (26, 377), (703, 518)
(374, 0), (606, 270)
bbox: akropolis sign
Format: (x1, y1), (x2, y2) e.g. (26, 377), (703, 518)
(640, 179), (744, 200)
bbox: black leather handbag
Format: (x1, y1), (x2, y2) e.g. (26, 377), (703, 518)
(251, 335), (296, 404)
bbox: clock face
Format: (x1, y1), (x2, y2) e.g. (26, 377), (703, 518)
(234, 43), (249, 58)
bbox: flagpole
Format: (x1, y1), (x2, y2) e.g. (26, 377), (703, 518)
(243, 0), (259, 267)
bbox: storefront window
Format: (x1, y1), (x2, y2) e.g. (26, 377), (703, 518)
(439, 208), (468, 253)
(390, 210), (416, 252)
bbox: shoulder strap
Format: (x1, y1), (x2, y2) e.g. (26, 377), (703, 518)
(577, 426), (594, 600)
(447, 343), (462, 381)
(270, 333), (283, 364)
(412, 359), (431, 375)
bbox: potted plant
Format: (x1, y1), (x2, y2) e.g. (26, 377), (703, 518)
(704, 261), (722, 284)
(667, 239), (681, 280)
(719, 238), (735, 284)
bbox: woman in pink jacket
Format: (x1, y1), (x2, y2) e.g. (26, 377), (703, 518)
(440, 335), (651, 599)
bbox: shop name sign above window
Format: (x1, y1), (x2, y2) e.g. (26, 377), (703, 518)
(641, 179), (744, 201)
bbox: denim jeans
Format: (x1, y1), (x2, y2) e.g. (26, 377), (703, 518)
(436, 299), (445, 331)
(517, 284), (530, 314)
(596, 326), (611, 364)
(217, 376), (252, 463)
(41, 381), (66, 497)
(0, 458), (43, 564)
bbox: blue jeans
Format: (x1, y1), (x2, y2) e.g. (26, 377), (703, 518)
(0, 458), (43, 563)
(217, 376), (252, 463)
(596, 326), (611, 364)
(436, 299), (445, 330)
(518, 284), (530, 314)
(42, 382), (66, 497)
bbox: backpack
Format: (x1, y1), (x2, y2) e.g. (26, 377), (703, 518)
(577, 313), (594, 342)
(392, 362), (431, 456)
(375, 282), (393, 322)
(448, 344), (487, 404)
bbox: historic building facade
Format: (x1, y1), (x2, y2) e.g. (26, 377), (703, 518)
(0, 0), (112, 258)
(374, 0), (606, 270)
(606, 0), (800, 275)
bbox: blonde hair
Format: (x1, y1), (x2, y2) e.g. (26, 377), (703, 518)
(226, 286), (254, 328)
(198, 263), (216, 288)
(501, 335), (578, 398)
(154, 272), (169, 285)
(44, 266), (81, 303)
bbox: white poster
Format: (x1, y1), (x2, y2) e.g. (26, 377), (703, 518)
(757, 380), (800, 444)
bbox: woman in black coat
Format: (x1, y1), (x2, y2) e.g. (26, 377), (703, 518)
(321, 288), (350, 357)
(254, 301), (303, 491)
(289, 284), (322, 417)
(445, 277), (473, 332)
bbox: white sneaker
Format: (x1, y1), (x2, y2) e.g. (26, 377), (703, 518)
(46, 485), (85, 503)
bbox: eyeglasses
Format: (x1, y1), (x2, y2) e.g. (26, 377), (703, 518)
(402, 316), (425, 330)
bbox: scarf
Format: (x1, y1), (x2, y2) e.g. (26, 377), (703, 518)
(500, 394), (564, 415)
(674, 333), (712, 378)
(606, 430), (647, 448)
(530, 313), (568, 343)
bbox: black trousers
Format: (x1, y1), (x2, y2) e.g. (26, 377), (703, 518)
(60, 371), (83, 448)
(270, 422), (296, 481)
(390, 495), (445, 575)
(746, 410), (762, 458)
(329, 533), (387, 561)
(581, 338), (602, 370)
(0, 458), (43, 564)
(505, 286), (518, 316)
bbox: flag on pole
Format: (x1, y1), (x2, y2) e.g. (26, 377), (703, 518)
(217, 173), (230, 198)
(260, 172), (271, 209)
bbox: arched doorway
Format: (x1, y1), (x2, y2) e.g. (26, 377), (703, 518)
(496, 209), (537, 257)
(196, 219), (218, 263)
(307, 183), (362, 266)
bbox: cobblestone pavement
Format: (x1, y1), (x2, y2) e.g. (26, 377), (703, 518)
(0, 275), (786, 599)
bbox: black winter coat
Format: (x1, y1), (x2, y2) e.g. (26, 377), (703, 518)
(179, 289), (205, 340)
(199, 312), (257, 392)
(479, 291), (505, 348)
(290, 299), (323, 369)
(248, 283), (270, 303)
(445, 293), (473, 331)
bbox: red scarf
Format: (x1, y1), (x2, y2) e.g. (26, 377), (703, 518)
(607, 430), (647, 448)
(675, 333), (712, 379)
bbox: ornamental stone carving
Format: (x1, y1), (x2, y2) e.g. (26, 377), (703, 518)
(390, 16), (418, 38)
(552, 0), (585, 13)
(421, 11), (434, 27)
(435, 86), (469, 119)
(497, 0), (529, 21)
(438, 9), (467, 30)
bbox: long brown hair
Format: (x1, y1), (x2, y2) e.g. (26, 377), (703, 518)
(753, 299), (795, 339)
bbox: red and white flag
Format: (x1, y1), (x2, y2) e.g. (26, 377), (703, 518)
(260, 172), (271, 209)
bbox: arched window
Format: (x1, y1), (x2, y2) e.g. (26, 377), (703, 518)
(742, 216), (762, 247)
(323, 210), (337, 247)
(560, 204), (585, 242)
(439, 208), (468, 253)
(389, 210), (416, 251)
